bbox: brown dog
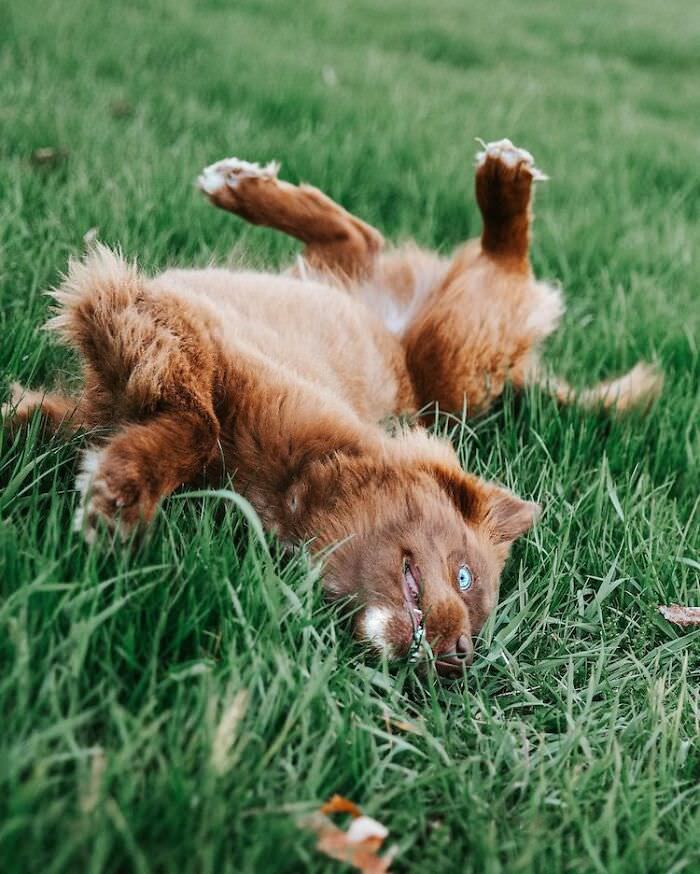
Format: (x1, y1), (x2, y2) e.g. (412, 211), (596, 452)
(2, 140), (661, 675)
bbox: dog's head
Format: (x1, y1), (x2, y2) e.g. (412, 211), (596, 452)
(319, 432), (539, 676)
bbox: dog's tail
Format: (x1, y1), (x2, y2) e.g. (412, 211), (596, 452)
(535, 362), (663, 415)
(45, 243), (204, 413)
(46, 243), (147, 382)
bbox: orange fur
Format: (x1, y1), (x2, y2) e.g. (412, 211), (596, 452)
(3, 140), (661, 674)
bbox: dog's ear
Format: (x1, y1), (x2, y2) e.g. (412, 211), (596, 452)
(431, 465), (540, 544)
(482, 487), (540, 544)
(430, 464), (483, 521)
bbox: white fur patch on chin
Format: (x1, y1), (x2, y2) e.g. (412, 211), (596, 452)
(197, 157), (280, 194)
(362, 607), (393, 656)
(475, 137), (548, 181)
(73, 446), (104, 544)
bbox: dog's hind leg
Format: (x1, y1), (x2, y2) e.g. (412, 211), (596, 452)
(403, 140), (660, 417)
(403, 140), (555, 416)
(2, 383), (88, 436)
(471, 142), (662, 413)
(198, 157), (383, 280)
(473, 138), (548, 271)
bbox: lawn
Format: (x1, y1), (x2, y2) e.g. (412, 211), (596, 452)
(1, 0), (699, 871)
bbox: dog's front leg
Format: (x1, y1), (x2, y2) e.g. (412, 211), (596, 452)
(74, 409), (220, 542)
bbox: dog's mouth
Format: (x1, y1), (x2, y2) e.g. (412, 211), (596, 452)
(402, 556), (424, 641)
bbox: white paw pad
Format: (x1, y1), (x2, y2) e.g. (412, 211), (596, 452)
(475, 138), (548, 181)
(197, 157), (280, 194)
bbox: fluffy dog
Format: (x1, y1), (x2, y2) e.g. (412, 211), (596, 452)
(3, 140), (661, 675)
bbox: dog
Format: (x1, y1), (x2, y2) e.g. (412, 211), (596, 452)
(2, 140), (661, 675)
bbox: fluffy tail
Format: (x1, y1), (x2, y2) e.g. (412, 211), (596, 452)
(45, 243), (201, 414)
(537, 362), (663, 415)
(45, 244), (147, 383)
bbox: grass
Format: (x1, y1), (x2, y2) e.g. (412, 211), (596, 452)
(1, 0), (699, 871)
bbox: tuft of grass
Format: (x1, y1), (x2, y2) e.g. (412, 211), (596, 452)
(1, 0), (698, 871)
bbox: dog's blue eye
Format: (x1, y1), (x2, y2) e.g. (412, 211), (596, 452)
(457, 565), (473, 592)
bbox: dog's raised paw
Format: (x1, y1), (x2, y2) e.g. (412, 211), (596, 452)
(475, 138), (548, 181)
(197, 157), (280, 195)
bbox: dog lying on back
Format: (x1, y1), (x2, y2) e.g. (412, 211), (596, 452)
(3, 140), (661, 675)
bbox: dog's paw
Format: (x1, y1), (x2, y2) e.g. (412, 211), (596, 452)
(474, 138), (547, 221)
(475, 138), (548, 182)
(74, 447), (154, 544)
(197, 156), (280, 197)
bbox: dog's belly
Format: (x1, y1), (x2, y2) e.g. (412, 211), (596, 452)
(155, 267), (411, 423)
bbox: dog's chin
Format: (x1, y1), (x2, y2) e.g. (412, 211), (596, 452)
(357, 608), (471, 678)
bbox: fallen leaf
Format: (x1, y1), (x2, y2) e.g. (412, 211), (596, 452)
(110, 98), (134, 118)
(300, 795), (396, 873)
(383, 712), (421, 735)
(659, 605), (700, 627)
(321, 794), (363, 818)
(346, 816), (388, 845)
(31, 147), (68, 167)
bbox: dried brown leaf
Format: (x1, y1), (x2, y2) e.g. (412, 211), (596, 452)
(383, 712), (421, 735)
(659, 605), (700, 627)
(110, 98), (134, 119)
(31, 147), (68, 166)
(300, 795), (396, 873)
(321, 794), (363, 817)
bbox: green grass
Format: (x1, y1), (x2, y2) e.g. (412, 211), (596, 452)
(1, 0), (699, 871)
